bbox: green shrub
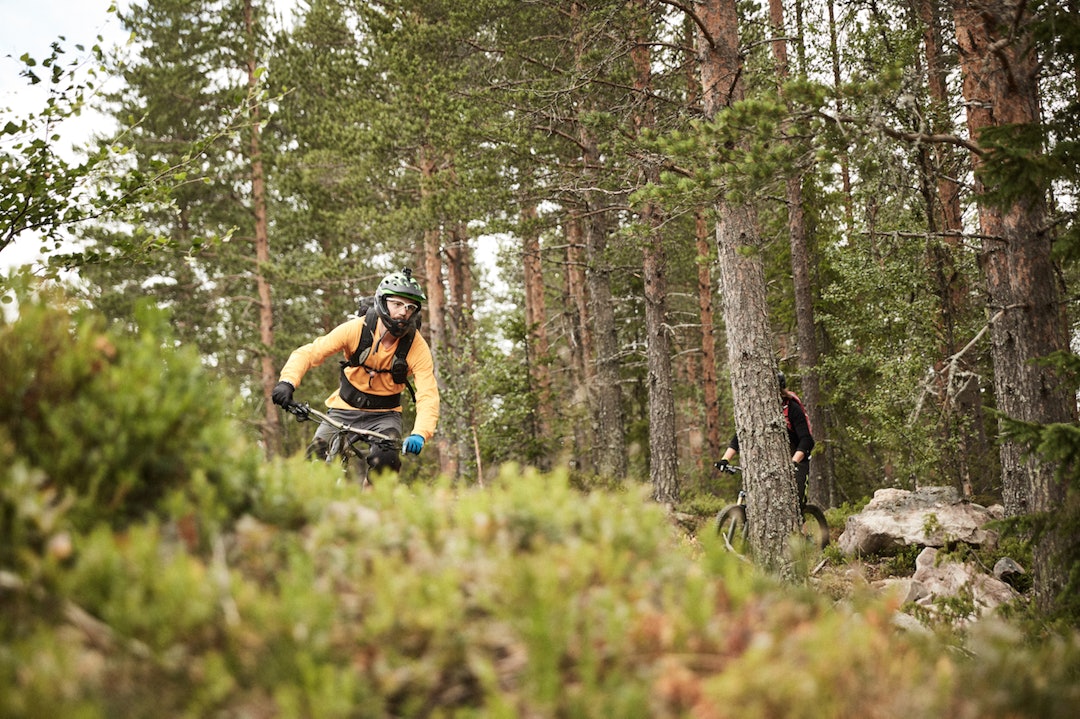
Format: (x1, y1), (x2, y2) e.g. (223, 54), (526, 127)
(0, 278), (258, 533)
(5, 461), (1080, 717)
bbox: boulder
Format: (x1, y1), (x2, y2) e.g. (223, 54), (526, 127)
(837, 486), (1004, 556)
(870, 548), (1021, 625)
(910, 547), (1019, 617)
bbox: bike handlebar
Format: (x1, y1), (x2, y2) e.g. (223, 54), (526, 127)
(281, 401), (396, 443)
(715, 464), (743, 474)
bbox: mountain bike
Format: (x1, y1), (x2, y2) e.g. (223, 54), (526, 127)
(714, 465), (829, 553)
(281, 401), (401, 487)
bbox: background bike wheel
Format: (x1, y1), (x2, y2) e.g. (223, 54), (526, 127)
(716, 505), (749, 553)
(800, 504), (830, 550)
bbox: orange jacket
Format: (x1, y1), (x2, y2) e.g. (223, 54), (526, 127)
(279, 317), (440, 440)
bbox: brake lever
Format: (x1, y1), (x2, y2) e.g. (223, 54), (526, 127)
(284, 401), (311, 421)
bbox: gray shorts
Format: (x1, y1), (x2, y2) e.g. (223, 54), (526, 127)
(311, 408), (403, 446)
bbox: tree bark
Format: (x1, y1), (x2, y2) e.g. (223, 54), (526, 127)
(696, 211), (722, 460)
(581, 158), (627, 480)
(916, 0), (989, 499)
(767, 0), (829, 508)
(419, 142), (449, 475)
(953, 0), (1075, 611)
(826, 0), (854, 230)
(698, 0), (800, 574)
(684, 14), (721, 466)
(564, 213), (594, 472)
(573, 2), (626, 479)
(522, 203), (554, 454)
(244, 0), (278, 457)
(632, 0), (679, 503)
(446, 219), (474, 480)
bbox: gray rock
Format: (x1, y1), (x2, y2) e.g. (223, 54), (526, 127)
(993, 557), (1026, 581)
(838, 487), (1000, 555)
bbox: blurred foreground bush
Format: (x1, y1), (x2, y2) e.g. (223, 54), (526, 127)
(2, 279), (1080, 718)
(1, 275), (255, 535)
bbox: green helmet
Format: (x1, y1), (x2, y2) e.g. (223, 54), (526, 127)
(375, 267), (426, 336)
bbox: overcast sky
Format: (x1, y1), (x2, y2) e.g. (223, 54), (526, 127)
(1, 1), (129, 269)
(0, 0), (126, 113)
(1, 1), (137, 157)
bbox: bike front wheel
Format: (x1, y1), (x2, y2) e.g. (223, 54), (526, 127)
(800, 504), (830, 550)
(715, 504), (749, 553)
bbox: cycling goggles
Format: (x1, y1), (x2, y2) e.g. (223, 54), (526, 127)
(386, 298), (420, 315)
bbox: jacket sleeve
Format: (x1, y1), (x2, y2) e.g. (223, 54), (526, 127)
(404, 333), (440, 440)
(278, 320), (362, 389)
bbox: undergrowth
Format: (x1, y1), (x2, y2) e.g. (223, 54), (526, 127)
(3, 281), (1080, 717)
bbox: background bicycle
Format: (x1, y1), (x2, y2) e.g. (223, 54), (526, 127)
(714, 465), (829, 553)
(281, 400), (401, 487)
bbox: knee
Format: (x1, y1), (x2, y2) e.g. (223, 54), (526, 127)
(367, 444), (401, 474)
(305, 437), (328, 461)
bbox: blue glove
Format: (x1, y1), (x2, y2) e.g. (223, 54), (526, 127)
(402, 434), (425, 455)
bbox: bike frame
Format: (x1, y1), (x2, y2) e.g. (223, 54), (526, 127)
(282, 401), (400, 485)
(715, 465), (829, 551)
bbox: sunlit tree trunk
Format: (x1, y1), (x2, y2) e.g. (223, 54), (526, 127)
(522, 203), (554, 456)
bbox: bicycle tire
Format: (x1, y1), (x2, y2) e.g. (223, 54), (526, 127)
(800, 504), (829, 550)
(715, 504), (749, 553)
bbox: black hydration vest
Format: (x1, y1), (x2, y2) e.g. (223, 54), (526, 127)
(338, 306), (417, 410)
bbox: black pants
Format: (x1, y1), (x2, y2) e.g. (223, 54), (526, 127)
(795, 459), (810, 508)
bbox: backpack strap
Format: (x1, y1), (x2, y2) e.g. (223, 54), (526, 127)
(338, 308), (417, 409)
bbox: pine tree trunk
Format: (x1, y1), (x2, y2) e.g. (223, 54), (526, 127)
(564, 214), (594, 472)
(632, 0), (679, 502)
(244, 0), (278, 457)
(446, 220), (475, 480)
(698, 0), (800, 574)
(953, 0), (1075, 611)
(683, 15), (722, 467)
(582, 179), (627, 480)
(767, 0), (830, 509)
(716, 203), (800, 574)
(826, 0), (854, 230)
(522, 203), (553, 455)
(695, 211), (722, 460)
(419, 143), (449, 475)
(916, 0), (989, 499)
(573, 2), (626, 480)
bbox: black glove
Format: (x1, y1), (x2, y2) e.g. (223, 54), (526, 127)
(271, 381), (295, 407)
(714, 459), (729, 471)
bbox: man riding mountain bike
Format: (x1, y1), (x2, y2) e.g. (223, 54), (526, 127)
(271, 268), (440, 476)
(715, 371), (814, 506)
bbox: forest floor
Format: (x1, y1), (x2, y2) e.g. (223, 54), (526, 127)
(677, 510), (920, 604)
